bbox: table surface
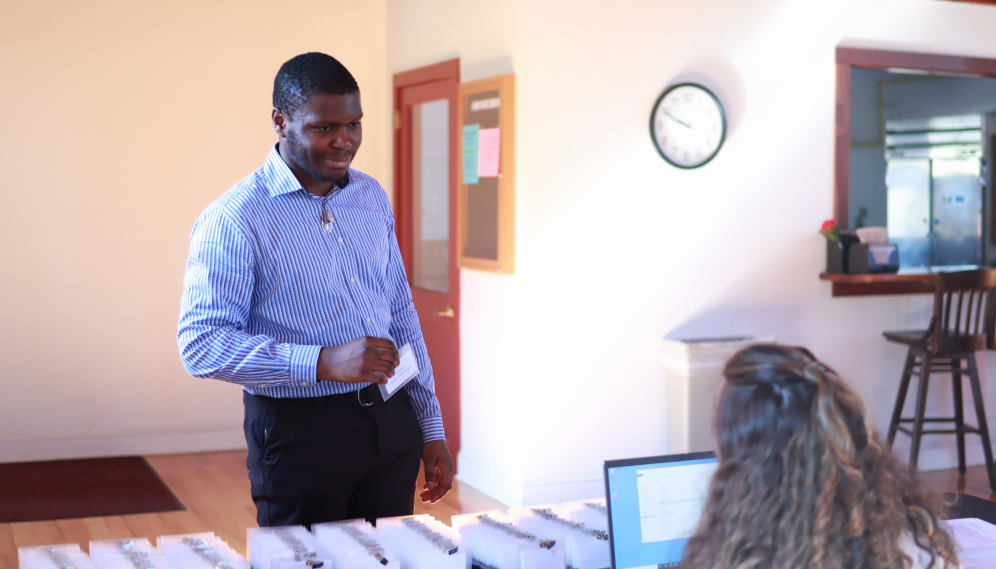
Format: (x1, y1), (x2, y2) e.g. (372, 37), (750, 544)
(946, 493), (996, 525)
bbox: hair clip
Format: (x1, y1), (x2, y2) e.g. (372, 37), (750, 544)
(401, 517), (459, 554)
(334, 523), (390, 565)
(795, 361), (824, 383)
(530, 508), (609, 541)
(476, 514), (556, 549)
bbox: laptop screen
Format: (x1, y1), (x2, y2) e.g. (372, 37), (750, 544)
(604, 451), (718, 569)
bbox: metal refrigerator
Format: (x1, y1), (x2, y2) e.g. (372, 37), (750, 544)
(885, 115), (985, 268)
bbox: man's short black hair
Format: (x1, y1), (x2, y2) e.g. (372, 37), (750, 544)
(273, 52), (359, 115)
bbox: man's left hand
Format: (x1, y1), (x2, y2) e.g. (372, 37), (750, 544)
(419, 440), (454, 503)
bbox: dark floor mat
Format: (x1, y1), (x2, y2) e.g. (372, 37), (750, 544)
(0, 456), (184, 523)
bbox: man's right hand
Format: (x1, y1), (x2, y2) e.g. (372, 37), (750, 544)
(317, 337), (399, 385)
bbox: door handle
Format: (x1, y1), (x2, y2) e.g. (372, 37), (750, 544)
(435, 305), (455, 320)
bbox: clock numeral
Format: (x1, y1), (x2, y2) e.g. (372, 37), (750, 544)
(652, 84), (724, 166)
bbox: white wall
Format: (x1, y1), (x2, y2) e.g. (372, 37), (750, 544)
(0, 0), (389, 461)
(4, 0), (995, 508)
(389, 0), (996, 507)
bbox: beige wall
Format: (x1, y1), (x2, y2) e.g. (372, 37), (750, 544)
(388, 0), (996, 506)
(0, 0), (388, 460)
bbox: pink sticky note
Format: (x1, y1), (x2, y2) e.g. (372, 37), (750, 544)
(477, 128), (501, 177)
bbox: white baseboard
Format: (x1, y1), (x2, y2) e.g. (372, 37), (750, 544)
(521, 478), (605, 506)
(0, 425), (246, 463)
(890, 438), (989, 472)
(456, 452), (520, 507)
(456, 452), (606, 508)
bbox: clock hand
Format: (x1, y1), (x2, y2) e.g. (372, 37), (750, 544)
(664, 109), (694, 129)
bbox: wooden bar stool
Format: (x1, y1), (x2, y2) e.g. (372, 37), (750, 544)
(883, 269), (996, 492)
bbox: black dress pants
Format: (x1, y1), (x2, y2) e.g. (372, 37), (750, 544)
(243, 387), (423, 527)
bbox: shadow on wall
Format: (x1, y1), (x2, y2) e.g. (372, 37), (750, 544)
(463, 56), (514, 83)
(670, 56), (747, 138)
(665, 304), (807, 343)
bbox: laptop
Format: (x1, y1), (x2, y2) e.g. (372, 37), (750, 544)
(604, 451), (718, 569)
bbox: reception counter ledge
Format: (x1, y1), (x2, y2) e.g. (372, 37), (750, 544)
(820, 272), (937, 297)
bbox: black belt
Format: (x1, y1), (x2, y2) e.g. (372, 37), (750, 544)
(329, 383), (384, 407)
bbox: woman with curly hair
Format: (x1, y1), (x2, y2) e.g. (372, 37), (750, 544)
(680, 344), (960, 569)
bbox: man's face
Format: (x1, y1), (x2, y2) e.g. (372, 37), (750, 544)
(273, 92), (363, 187)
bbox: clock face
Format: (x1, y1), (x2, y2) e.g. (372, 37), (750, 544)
(650, 83), (726, 169)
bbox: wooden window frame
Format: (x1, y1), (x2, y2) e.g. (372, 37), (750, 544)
(835, 47), (996, 226)
(826, 47), (996, 296)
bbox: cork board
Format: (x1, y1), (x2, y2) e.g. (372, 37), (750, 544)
(457, 75), (515, 273)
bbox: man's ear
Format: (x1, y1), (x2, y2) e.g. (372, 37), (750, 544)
(272, 108), (287, 138)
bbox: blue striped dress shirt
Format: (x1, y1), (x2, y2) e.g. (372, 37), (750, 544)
(178, 145), (444, 442)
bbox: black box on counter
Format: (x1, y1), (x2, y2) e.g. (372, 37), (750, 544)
(825, 230), (861, 274)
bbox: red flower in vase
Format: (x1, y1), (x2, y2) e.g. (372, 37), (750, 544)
(820, 219), (839, 241)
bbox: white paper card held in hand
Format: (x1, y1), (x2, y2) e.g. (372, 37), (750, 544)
(379, 343), (419, 401)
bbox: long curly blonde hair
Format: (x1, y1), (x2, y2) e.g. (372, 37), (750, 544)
(680, 344), (958, 569)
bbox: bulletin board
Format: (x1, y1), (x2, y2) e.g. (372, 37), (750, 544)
(457, 75), (515, 273)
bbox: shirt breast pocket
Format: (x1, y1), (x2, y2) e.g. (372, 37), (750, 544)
(348, 210), (392, 282)
(256, 233), (338, 302)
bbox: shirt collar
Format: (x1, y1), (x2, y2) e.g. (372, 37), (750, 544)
(261, 144), (350, 198)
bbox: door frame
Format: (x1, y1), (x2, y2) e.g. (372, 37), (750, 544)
(393, 59), (462, 461)
(393, 59), (461, 269)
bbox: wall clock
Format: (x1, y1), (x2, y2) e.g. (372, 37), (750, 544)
(650, 83), (726, 169)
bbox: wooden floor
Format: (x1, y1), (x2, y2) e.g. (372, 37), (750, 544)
(921, 463), (996, 502)
(1, 450), (993, 566)
(0, 450), (505, 565)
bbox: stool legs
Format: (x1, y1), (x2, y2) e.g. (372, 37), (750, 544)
(887, 348), (996, 492)
(888, 350), (917, 448)
(952, 359), (967, 475)
(966, 353), (996, 492)
(909, 353), (933, 468)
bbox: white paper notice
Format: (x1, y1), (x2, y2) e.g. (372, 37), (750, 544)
(379, 343), (420, 400)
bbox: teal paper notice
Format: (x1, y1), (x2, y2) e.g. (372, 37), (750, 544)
(463, 124), (481, 184)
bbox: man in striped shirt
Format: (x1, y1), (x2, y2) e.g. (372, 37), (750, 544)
(178, 52), (453, 527)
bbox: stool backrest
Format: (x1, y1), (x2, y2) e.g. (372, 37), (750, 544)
(930, 269), (996, 354)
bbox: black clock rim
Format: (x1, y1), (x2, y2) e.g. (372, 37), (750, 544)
(649, 82), (727, 170)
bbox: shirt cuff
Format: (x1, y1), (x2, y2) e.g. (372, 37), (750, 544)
(417, 415), (446, 443)
(289, 344), (321, 387)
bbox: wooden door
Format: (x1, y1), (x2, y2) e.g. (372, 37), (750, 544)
(393, 60), (461, 465)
